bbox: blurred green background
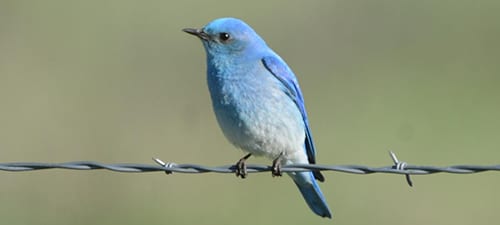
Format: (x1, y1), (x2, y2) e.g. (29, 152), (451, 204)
(1, 1), (499, 224)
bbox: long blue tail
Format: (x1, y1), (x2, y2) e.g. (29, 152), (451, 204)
(290, 171), (332, 218)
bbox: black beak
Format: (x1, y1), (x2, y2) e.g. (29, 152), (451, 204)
(182, 28), (210, 40)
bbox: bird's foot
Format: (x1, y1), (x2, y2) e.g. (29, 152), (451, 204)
(271, 152), (284, 177)
(235, 153), (252, 179)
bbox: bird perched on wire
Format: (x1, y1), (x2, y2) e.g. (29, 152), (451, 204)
(183, 17), (332, 218)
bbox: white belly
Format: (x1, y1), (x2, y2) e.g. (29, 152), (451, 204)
(209, 73), (307, 163)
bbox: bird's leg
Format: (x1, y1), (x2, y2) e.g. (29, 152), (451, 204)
(271, 152), (284, 177)
(235, 153), (252, 179)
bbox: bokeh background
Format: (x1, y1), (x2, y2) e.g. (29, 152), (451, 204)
(1, 1), (499, 224)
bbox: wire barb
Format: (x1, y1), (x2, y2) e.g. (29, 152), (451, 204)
(152, 157), (176, 175)
(389, 151), (413, 187)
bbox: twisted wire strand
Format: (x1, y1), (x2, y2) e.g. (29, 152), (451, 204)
(2, 152), (497, 187)
(1, 161), (499, 174)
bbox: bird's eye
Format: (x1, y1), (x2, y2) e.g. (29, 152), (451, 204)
(219, 32), (231, 42)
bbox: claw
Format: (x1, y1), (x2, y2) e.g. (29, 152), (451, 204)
(271, 152), (284, 177)
(235, 153), (252, 179)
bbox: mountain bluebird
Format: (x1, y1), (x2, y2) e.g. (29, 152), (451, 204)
(183, 17), (332, 218)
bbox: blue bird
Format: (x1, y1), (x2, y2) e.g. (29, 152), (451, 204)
(183, 17), (332, 218)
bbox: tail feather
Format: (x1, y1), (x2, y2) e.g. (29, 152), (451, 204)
(290, 172), (332, 218)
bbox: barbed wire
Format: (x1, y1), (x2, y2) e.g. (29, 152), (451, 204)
(0, 152), (498, 187)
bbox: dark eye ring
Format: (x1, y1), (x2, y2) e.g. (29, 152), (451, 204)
(219, 32), (231, 41)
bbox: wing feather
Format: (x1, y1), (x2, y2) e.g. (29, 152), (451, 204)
(262, 56), (324, 182)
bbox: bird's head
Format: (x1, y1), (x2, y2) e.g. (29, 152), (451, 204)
(183, 18), (266, 57)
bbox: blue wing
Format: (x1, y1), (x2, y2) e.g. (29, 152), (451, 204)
(262, 55), (325, 182)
